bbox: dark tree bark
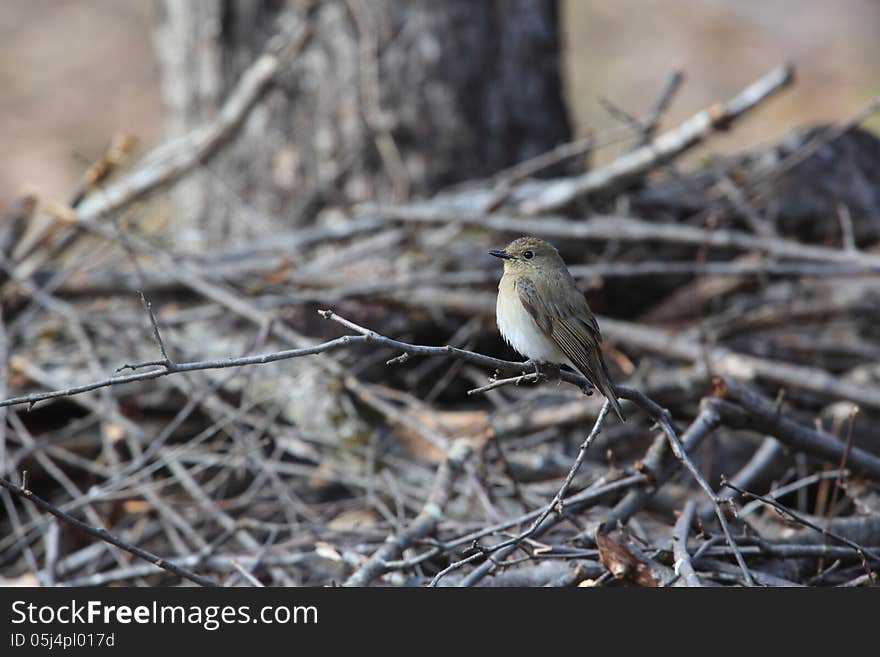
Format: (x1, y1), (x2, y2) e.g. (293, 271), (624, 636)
(153, 0), (571, 248)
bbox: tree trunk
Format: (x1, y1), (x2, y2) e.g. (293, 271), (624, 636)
(153, 0), (571, 248)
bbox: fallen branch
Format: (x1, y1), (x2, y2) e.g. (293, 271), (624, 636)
(707, 380), (880, 479)
(600, 318), (880, 412)
(383, 209), (880, 269)
(517, 64), (793, 213)
(653, 409), (755, 585)
(723, 481), (880, 567)
(672, 500), (702, 587)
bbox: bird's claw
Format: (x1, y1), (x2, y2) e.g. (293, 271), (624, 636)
(523, 360), (561, 384)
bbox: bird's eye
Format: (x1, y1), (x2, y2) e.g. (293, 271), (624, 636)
(523, 250), (534, 260)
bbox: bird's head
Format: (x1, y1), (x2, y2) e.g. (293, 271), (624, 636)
(489, 236), (565, 276)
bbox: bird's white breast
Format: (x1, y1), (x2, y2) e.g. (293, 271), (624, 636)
(496, 275), (568, 364)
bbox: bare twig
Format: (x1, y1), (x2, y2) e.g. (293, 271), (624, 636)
(69, 133), (138, 208)
(723, 480), (880, 566)
(0, 476), (219, 587)
(1, 335), (367, 410)
(137, 290), (174, 367)
(706, 382), (880, 480)
(636, 69), (685, 146)
(738, 469), (848, 518)
(653, 410), (756, 586)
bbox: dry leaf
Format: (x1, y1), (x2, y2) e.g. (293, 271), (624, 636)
(122, 500), (152, 514)
(596, 532), (659, 587)
(328, 508), (378, 531)
(106, 423), (127, 443)
(1, 573), (39, 587)
(315, 542), (342, 562)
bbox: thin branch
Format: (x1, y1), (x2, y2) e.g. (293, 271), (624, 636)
(704, 383), (880, 480)
(738, 469), (849, 518)
(0, 476), (219, 587)
(69, 133), (138, 208)
(637, 69), (685, 146)
(654, 411), (756, 586)
(723, 480), (880, 566)
(2, 335), (365, 410)
(138, 290), (174, 366)
(441, 473), (647, 551)
(467, 372), (541, 395)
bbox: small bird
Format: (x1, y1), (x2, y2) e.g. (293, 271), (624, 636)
(490, 236), (624, 421)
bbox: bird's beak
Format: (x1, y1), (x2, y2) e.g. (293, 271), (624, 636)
(488, 249), (513, 260)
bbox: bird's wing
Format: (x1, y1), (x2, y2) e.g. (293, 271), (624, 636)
(515, 276), (601, 375)
(516, 276), (624, 420)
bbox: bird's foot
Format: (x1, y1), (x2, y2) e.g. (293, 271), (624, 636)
(544, 363), (562, 382)
(513, 360), (540, 386)
(522, 360), (561, 384)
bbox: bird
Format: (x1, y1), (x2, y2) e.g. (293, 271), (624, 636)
(489, 236), (624, 421)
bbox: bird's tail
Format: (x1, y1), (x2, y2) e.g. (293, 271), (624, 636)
(594, 356), (625, 422)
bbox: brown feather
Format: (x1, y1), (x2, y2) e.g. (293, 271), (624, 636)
(516, 275), (624, 421)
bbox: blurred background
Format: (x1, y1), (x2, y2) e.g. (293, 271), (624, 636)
(1, 0), (879, 208)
